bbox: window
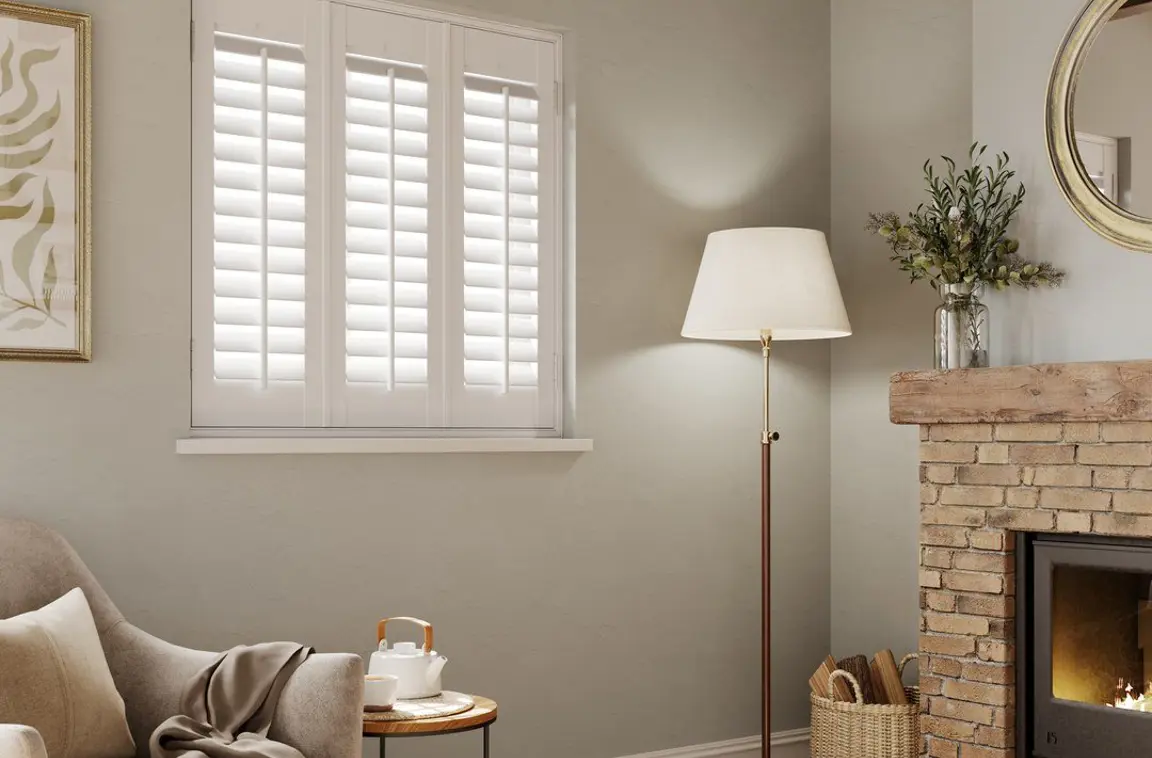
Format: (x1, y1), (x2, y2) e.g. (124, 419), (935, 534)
(191, 0), (563, 435)
(1076, 131), (1119, 204)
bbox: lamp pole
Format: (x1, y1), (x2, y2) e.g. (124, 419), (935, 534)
(760, 329), (778, 756)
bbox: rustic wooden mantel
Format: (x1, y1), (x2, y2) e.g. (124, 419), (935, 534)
(890, 360), (1152, 425)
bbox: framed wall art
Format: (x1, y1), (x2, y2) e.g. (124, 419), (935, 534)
(0, 2), (89, 362)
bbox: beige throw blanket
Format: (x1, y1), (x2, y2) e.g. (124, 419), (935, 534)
(150, 643), (312, 758)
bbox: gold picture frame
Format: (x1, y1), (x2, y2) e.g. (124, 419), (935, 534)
(1046, 0), (1152, 253)
(0, 1), (90, 361)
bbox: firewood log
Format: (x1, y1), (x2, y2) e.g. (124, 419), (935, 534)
(837, 654), (878, 704)
(871, 649), (908, 705)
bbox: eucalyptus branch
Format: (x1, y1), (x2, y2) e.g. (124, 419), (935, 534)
(865, 143), (1064, 291)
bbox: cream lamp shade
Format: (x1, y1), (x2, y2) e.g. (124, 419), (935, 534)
(681, 228), (852, 341)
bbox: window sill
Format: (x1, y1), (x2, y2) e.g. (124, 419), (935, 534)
(175, 437), (594, 455)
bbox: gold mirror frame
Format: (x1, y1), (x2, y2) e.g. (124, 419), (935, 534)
(1047, 0), (1152, 252)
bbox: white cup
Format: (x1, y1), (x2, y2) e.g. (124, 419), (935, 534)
(364, 674), (400, 712)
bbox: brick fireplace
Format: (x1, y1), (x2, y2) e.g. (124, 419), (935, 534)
(890, 361), (1152, 758)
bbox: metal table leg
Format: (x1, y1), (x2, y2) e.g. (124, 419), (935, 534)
(370, 721), (491, 757)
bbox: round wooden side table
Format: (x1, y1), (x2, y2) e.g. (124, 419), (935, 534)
(362, 695), (497, 758)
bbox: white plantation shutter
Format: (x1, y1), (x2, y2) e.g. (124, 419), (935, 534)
(450, 28), (558, 429)
(331, 7), (444, 428)
(461, 76), (540, 389)
(193, 0), (322, 427)
(193, 0), (562, 433)
(212, 35), (308, 384)
(344, 60), (429, 387)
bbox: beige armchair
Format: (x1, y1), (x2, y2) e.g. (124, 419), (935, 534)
(0, 519), (364, 758)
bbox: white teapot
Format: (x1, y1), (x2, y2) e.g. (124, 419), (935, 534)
(368, 617), (448, 699)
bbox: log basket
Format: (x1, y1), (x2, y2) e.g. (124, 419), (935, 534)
(809, 653), (919, 758)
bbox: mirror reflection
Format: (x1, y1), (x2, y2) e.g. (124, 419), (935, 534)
(1075, 0), (1152, 218)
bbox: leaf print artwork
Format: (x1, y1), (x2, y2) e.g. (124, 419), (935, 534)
(4, 95), (59, 147)
(9, 314), (45, 330)
(0, 41), (11, 93)
(1, 183), (62, 326)
(0, 171), (34, 202)
(41, 246), (55, 310)
(0, 139), (50, 170)
(0, 43), (62, 331)
(0, 194), (30, 219)
(0, 5), (91, 361)
(1, 46), (60, 125)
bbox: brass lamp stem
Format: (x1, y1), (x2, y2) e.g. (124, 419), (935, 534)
(761, 331), (778, 445)
(760, 329), (776, 757)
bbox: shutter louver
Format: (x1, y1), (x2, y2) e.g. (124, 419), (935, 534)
(212, 33), (308, 385)
(344, 55), (431, 388)
(461, 74), (540, 391)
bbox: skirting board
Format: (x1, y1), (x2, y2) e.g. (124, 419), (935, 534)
(614, 729), (810, 758)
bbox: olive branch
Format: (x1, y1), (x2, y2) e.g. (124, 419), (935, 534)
(865, 143), (1066, 292)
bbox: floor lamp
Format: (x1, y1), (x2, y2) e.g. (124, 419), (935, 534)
(681, 228), (851, 755)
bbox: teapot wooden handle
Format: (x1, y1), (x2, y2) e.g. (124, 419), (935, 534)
(377, 617), (434, 653)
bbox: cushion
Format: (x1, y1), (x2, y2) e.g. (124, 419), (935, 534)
(0, 588), (135, 758)
(0, 725), (49, 758)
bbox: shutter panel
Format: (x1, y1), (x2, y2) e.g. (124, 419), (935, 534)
(329, 7), (444, 427)
(345, 59), (430, 387)
(193, 0), (320, 427)
(213, 34), (308, 383)
(449, 28), (558, 430)
(461, 75), (540, 389)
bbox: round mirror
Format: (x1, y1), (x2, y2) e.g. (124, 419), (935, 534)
(1048, 0), (1152, 250)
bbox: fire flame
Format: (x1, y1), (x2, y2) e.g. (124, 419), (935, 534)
(1110, 680), (1152, 711)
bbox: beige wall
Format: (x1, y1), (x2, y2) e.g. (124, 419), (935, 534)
(829, 0), (973, 660)
(976, 0), (1152, 369)
(0, 0), (833, 754)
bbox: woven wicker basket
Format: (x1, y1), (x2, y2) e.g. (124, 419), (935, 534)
(810, 654), (919, 758)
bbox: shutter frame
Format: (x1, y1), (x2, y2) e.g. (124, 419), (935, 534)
(193, 0), (563, 434)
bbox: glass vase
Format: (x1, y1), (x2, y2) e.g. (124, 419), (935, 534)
(934, 283), (989, 370)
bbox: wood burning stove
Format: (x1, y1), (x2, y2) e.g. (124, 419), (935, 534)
(1022, 534), (1152, 757)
